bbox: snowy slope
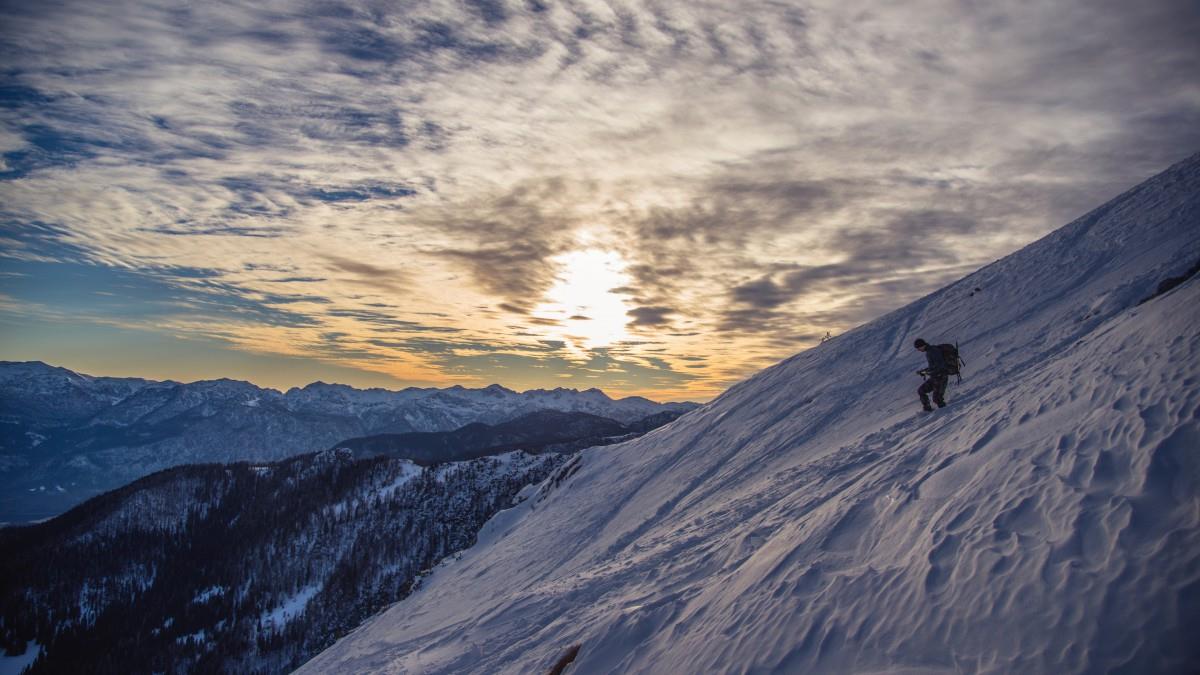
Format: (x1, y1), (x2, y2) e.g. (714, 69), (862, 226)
(298, 154), (1200, 674)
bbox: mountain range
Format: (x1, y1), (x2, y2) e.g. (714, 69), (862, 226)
(0, 364), (695, 523)
(336, 408), (652, 463)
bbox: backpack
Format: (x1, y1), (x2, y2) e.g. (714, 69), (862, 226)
(938, 343), (964, 381)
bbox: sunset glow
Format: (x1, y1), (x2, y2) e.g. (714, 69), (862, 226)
(533, 248), (633, 353)
(0, 1), (1195, 402)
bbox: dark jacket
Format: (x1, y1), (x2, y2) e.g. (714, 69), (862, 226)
(924, 344), (949, 375)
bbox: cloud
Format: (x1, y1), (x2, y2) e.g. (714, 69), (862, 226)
(324, 308), (460, 333)
(0, 256), (318, 330)
(146, 224), (291, 238)
(730, 277), (791, 310)
(426, 345), (701, 393)
(320, 254), (409, 295)
(421, 177), (585, 313)
(717, 207), (988, 332)
(0, 0), (1196, 400)
(627, 305), (675, 327)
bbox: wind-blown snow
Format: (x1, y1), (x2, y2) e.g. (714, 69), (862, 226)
(298, 155), (1200, 674)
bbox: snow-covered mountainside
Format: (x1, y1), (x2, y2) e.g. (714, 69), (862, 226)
(299, 155), (1200, 674)
(1, 406), (688, 674)
(0, 368), (696, 523)
(0, 449), (564, 674)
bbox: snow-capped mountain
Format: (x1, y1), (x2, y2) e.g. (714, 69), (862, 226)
(298, 155), (1200, 674)
(0, 368), (696, 523)
(281, 382), (687, 430)
(0, 361), (157, 424)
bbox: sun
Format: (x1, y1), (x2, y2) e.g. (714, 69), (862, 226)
(532, 247), (633, 352)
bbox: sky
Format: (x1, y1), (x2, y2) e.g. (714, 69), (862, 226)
(0, 0), (1197, 401)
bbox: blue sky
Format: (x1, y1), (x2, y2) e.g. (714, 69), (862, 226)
(1, 0), (1197, 399)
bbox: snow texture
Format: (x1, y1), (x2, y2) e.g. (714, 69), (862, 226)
(298, 154), (1200, 674)
(0, 642), (39, 675)
(261, 585), (321, 633)
(192, 586), (226, 605)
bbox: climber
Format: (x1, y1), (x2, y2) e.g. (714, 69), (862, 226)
(914, 338), (950, 412)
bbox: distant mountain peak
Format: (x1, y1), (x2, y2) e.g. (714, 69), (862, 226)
(0, 362), (697, 522)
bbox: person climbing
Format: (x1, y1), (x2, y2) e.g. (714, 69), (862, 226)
(914, 338), (949, 412)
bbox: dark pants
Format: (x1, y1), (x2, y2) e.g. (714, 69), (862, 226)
(918, 374), (948, 409)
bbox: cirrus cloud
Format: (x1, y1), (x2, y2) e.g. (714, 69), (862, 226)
(0, 0), (1197, 400)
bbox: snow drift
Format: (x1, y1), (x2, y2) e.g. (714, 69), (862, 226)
(298, 154), (1200, 674)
